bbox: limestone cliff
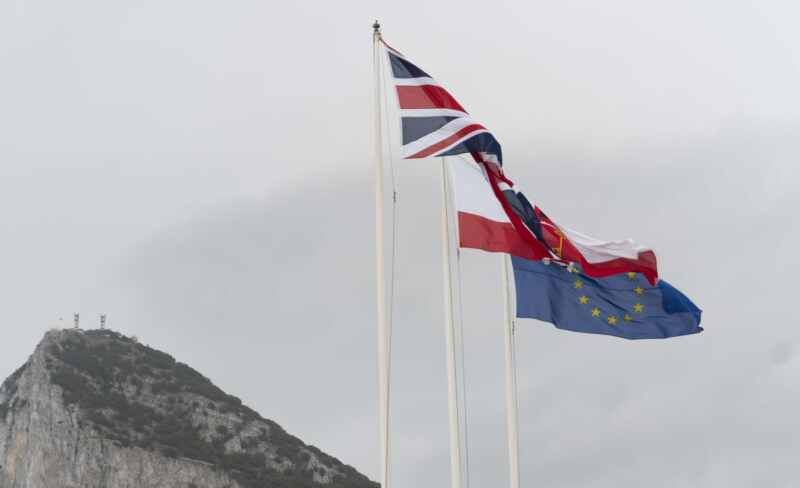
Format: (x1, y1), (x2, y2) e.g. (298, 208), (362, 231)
(0, 329), (377, 488)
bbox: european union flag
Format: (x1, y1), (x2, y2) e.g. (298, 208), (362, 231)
(512, 257), (702, 340)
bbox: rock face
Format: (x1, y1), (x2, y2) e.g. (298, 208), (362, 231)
(0, 329), (377, 488)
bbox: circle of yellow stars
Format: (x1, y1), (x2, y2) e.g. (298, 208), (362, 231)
(576, 272), (645, 326)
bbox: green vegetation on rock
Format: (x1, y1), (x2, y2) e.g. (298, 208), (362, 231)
(44, 329), (376, 488)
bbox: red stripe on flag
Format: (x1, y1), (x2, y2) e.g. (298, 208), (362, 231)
(477, 158), (551, 260)
(458, 212), (542, 260)
(396, 85), (467, 111)
(579, 251), (659, 284)
(407, 124), (486, 159)
(535, 208), (659, 284)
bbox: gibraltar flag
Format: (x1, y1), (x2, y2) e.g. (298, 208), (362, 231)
(450, 156), (660, 285)
(448, 157), (549, 261)
(533, 207), (659, 284)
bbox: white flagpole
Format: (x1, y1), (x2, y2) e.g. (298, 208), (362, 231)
(441, 156), (464, 488)
(502, 255), (521, 488)
(373, 21), (392, 488)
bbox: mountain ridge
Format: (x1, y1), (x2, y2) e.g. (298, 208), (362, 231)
(0, 328), (377, 488)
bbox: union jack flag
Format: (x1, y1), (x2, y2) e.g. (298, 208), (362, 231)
(382, 40), (503, 165)
(380, 38), (659, 284)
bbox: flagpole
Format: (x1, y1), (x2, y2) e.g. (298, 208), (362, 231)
(441, 156), (464, 488)
(502, 254), (521, 488)
(373, 20), (392, 488)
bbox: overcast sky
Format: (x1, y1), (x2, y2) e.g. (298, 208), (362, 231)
(1, 1), (799, 487)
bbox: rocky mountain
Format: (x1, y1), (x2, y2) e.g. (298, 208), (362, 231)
(0, 329), (377, 488)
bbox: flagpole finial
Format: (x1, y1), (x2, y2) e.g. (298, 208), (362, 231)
(373, 20), (381, 36)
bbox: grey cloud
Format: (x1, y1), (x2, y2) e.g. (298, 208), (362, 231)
(100, 124), (800, 487)
(2, 2), (800, 487)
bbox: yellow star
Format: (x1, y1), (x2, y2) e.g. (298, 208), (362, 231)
(627, 272), (636, 279)
(607, 315), (618, 325)
(578, 295), (589, 305)
(574, 279), (583, 289)
(633, 303), (644, 313)
(591, 307), (601, 317)
(634, 286), (644, 295)
(624, 314), (632, 322)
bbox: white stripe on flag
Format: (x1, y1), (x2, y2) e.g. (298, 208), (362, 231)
(400, 108), (469, 118)
(559, 226), (650, 263)
(393, 77), (438, 86)
(449, 156), (510, 223)
(401, 117), (486, 158)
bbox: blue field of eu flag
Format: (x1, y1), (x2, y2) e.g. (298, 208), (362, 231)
(511, 257), (702, 340)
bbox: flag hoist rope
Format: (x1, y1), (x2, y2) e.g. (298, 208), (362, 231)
(502, 255), (521, 488)
(373, 22), (483, 488)
(373, 22), (392, 488)
(441, 157), (466, 488)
